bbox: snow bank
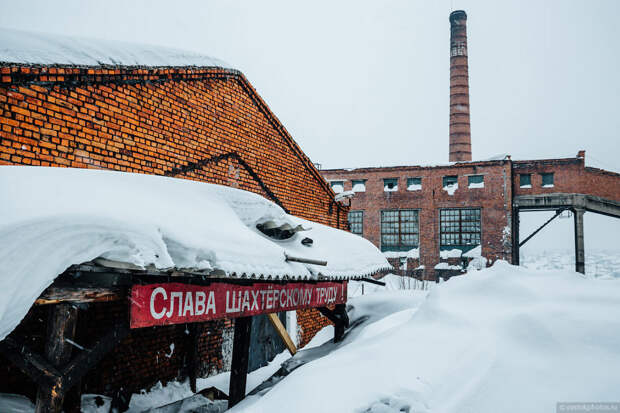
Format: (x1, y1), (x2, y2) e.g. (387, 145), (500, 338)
(348, 273), (428, 298)
(231, 262), (620, 413)
(440, 248), (462, 259)
(443, 183), (458, 195)
(0, 166), (389, 340)
(352, 182), (366, 192)
(0, 393), (35, 413)
(0, 27), (231, 68)
(383, 248), (419, 260)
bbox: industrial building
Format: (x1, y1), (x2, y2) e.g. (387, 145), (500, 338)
(321, 10), (620, 280)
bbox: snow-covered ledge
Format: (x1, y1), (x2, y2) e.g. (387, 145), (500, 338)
(0, 166), (390, 340)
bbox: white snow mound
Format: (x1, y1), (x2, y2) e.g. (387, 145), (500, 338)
(230, 261), (620, 413)
(0, 166), (389, 340)
(0, 27), (231, 68)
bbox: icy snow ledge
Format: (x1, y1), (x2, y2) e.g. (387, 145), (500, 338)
(0, 166), (389, 340)
(0, 27), (232, 68)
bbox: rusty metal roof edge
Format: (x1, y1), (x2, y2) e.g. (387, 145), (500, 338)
(62, 262), (393, 283)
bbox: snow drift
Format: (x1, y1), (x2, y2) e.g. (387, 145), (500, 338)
(0, 27), (231, 68)
(0, 166), (389, 340)
(230, 261), (620, 413)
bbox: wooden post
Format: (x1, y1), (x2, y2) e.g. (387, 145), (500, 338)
(187, 323), (201, 393)
(35, 303), (78, 413)
(267, 313), (297, 356)
(574, 207), (585, 274)
(228, 316), (252, 408)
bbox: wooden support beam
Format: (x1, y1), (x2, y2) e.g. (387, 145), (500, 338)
(267, 313), (297, 356)
(35, 287), (122, 305)
(36, 303), (78, 413)
(229, 316), (252, 408)
(318, 304), (349, 343)
(62, 322), (130, 390)
(0, 337), (62, 388)
(187, 323), (201, 393)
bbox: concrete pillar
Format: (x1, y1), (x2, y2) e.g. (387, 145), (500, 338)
(573, 208), (585, 274)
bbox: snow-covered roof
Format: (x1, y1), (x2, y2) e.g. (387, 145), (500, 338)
(0, 27), (232, 68)
(0, 166), (390, 339)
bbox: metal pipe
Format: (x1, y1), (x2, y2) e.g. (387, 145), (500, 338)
(285, 255), (328, 266)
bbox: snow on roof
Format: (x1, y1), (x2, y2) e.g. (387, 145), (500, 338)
(0, 166), (390, 340)
(0, 27), (232, 68)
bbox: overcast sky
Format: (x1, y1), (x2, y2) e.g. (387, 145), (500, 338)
(1, 0), (618, 253)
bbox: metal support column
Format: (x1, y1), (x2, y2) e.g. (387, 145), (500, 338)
(573, 207), (585, 274)
(512, 207), (520, 265)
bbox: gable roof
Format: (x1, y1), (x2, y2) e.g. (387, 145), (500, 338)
(0, 27), (343, 216)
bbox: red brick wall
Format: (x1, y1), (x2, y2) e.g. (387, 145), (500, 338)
(513, 157), (620, 202)
(0, 65), (338, 397)
(322, 160), (514, 279)
(323, 154), (619, 281)
(296, 308), (333, 348)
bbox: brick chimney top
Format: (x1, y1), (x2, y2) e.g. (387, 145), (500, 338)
(449, 10), (467, 23)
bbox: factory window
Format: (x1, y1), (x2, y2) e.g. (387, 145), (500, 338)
(383, 178), (398, 192)
(468, 175), (484, 188)
(440, 208), (481, 248)
(348, 211), (363, 236)
(330, 181), (344, 194)
(443, 175), (458, 188)
(407, 177), (422, 191)
(352, 179), (366, 192)
(381, 209), (419, 252)
(541, 173), (554, 188)
(520, 174), (532, 188)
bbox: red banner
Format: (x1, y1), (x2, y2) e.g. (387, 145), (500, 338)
(130, 281), (347, 328)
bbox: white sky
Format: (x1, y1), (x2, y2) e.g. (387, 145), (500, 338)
(1, 0), (618, 253)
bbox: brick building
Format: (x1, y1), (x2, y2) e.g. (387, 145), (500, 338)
(321, 10), (620, 279)
(322, 152), (620, 280)
(0, 29), (355, 404)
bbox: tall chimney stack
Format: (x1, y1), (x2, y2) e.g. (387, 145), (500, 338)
(449, 10), (472, 162)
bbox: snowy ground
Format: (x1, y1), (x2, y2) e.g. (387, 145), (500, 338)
(4, 252), (619, 413)
(229, 260), (620, 413)
(521, 249), (620, 279)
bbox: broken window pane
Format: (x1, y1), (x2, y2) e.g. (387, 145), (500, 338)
(439, 208), (481, 248)
(381, 209), (419, 251)
(348, 211), (363, 236)
(383, 178), (398, 192)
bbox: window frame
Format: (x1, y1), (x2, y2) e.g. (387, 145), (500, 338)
(383, 178), (398, 192)
(330, 180), (344, 194)
(347, 210), (364, 236)
(519, 173), (532, 188)
(406, 177), (422, 191)
(380, 209), (420, 252)
(351, 179), (367, 193)
(443, 175), (458, 187)
(541, 172), (554, 187)
(439, 208), (482, 250)
(467, 174), (484, 188)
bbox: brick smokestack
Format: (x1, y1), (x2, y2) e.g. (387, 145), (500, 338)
(449, 10), (472, 162)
